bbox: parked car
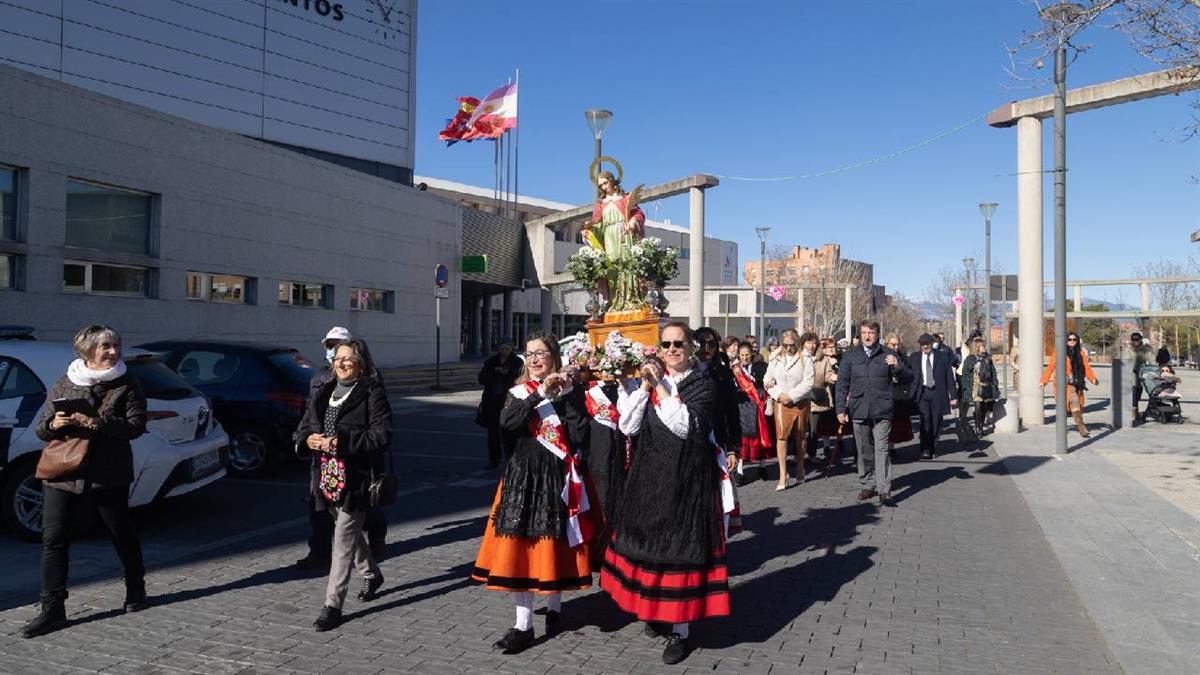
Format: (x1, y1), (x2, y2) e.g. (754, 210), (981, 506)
(0, 341), (229, 541)
(136, 341), (315, 477)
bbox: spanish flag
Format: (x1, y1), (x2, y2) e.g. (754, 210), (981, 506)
(462, 82), (518, 141)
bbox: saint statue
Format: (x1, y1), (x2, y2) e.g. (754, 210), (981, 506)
(583, 169), (645, 313)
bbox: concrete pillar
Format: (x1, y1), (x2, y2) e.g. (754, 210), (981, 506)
(1017, 116), (1045, 427)
(1140, 283), (1151, 311)
(843, 286), (853, 340)
(797, 288), (806, 333)
(954, 287), (963, 347)
(501, 290), (514, 340)
(470, 297), (483, 356)
(689, 187), (705, 328)
(480, 295), (494, 357)
(1073, 285), (1082, 311)
(540, 288), (553, 337)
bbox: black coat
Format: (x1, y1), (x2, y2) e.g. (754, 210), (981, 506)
(907, 349), (958, 418)
(478, 353), (524, 421)
(960, 354), (997, 402)
(296, 377), (393, 511)
(492, 385), (589, 539)
(704, 360), (742, 453)
(611, 371), (721, 566)
(585, 382), (625, 524)
(835, 344), (913, 421)
(36, 373), (146, 490)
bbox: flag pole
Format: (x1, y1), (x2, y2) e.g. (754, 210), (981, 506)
(493, 133), (500, 214)
(514, 68), (520, 222)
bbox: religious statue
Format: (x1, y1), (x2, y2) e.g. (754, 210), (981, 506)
(582, 162), (645, 313)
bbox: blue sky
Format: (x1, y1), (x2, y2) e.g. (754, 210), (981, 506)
(413, 1), (1198, 300)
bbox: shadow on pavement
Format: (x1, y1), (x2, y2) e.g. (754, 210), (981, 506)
(891, 466), (973, 504)
(341, 564), (475, 625)
(979, 455), (1052, 475)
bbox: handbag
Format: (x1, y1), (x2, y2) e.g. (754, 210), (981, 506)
(368, 447), (398, 508)
(35, 437), (90, 480)
(35, 387), (117, 481)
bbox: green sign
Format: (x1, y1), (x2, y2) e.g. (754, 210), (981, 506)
(460, 255), (488, 274)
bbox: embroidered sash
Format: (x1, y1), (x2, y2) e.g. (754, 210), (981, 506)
(509, 381), (593, 547)
(584, 382), (619, 430)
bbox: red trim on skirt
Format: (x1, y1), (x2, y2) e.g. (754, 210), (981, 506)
(599, 546), (731, 623)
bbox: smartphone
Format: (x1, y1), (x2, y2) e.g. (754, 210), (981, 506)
(52, 398), (96, 417)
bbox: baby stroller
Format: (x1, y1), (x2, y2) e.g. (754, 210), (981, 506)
(1139, 365), (1183, 424)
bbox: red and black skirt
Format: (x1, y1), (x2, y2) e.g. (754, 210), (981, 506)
(599, 545), (731, 624)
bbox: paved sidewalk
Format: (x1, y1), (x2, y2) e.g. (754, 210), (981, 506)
(990, 421), (1200, 675)
(0, 393), (1122, 674)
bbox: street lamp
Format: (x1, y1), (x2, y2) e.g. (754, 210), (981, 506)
(1040, 1), (1084, 455)
(755, 227), (771, 345)
(584, 109), (612, 198)
(979, 203), (998, 354)
(962, 257), (976, 345)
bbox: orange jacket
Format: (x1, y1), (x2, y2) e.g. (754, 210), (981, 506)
(1040, 350), (1098, 390)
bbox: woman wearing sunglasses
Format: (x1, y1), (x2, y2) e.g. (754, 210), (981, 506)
(1039, 332), (1098, 438)
(601, 322), (734, 665)
(472, 332), (595, 655)
(764, 329), (815, 490)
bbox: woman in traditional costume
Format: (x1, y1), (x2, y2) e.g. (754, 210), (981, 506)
(601, 322), (735, 665)
(732, 340), (772, 482)
(471, 332), (595, 654)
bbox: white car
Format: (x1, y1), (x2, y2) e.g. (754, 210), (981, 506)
(0, 341), (229, 540)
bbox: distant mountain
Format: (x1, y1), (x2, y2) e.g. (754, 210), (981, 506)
(1042, 297), (1139, 312)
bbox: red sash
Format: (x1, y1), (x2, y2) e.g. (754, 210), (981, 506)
(732, 365), (771, 450)
(510, 380), (593, 547)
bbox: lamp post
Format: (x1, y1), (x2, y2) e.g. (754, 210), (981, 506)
(584, 109), (612, 198)
(755, 227), (771, 345)
(979, 203), (998, 354)
(1040, 1), (1083, 455)
(962, 257), (976, 345)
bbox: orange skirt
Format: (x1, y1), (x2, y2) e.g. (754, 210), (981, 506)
(471, 483), (593, 594)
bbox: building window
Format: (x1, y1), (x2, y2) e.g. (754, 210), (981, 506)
(1, 165), (17, 241)
(186, 272), (254, 304)
(679, 248), (690, 259)
(279, 281), (331, 308)
(65, 179), (153, 255)
(0, 253), (14, 290)
(349, 287), (392, 312)
(63, 260), (149, 296)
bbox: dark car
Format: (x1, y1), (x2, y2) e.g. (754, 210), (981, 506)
(137, 340), (315, 477)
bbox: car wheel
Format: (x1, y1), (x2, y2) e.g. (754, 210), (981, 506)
(1, 460), (44, 541)
(227, 427), (277, 478)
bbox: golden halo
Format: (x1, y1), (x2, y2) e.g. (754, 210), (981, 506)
(589, 155), (623, 187)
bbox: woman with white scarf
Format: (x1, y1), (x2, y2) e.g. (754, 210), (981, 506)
(23, 325), (148, 639)
(764, 329), (815, 490)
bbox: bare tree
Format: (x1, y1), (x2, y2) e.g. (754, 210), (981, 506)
(872, 293), (930, 352)
(924, 259), (987, 338)
(1132, 254), (1200, 356)
(750, 244), (879, 339)
(1013, 0), (1200, 135)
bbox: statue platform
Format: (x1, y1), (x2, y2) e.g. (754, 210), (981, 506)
(587, 307), (663, 349)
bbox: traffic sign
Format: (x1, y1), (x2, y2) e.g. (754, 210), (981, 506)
(434, 263), (449, 288)
(434, 287), (449, 299)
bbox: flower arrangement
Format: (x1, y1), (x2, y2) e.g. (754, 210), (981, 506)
(565, 245), (607, 292)
(631, 237), (679, 285)
(595, 330), (658, 379)
(561, 332), (594, 368)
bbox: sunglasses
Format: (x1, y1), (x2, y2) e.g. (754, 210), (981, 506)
(1067, 338), (1078, 342)
(700, 339), (719, 347)
(660, 340), (688, 350)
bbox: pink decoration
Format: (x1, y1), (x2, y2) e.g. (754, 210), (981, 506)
(952, 294), (965, 307)
(768, 285), (786, 302)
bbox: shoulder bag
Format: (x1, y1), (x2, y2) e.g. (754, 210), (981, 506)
(36, 387), (117, 481)
(368, 446), (398, 508)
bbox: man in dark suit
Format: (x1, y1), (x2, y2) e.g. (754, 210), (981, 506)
(908, 334), (957, 460)
(835, 320), (913, 506)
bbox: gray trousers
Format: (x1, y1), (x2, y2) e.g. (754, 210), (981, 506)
(853, 417), (892, 494)
(325, 502), (382, 610)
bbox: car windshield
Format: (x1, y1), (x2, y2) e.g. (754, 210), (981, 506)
(126, 358), (202, 400)
(267, 350), (315, 385)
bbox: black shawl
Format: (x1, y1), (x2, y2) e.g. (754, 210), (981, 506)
(610, 371), (722, 566)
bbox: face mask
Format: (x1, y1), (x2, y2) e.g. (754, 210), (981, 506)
(325, 347), (336, 363)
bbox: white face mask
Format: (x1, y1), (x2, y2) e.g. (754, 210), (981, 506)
(325, 347), (336, 364)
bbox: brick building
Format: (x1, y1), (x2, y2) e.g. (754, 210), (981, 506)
(744, 243), (888, 314)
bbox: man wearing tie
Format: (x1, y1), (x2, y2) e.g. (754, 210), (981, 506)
(908, 334), (957, 460)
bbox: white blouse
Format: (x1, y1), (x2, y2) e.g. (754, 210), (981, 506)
(617, 369), (692, 439)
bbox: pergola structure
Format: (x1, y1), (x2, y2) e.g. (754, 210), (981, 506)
(988, 67), (1200, 427)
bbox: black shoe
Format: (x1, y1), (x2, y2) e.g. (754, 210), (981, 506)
(644, 621), (669, 638)
(545, 610), (562, 637)
(21, 598), (67, 638)
(878, 493), (897, 507)
(921, 451), (933, 460)
(357, 574), (384, 602)
(313, 606), (342, 632)
(662, 633), (691, 664)
(123, 578), (147, 613)
(493, 627), (534, 654)
(295, 552), (330, 571)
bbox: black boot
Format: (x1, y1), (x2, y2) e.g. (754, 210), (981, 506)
(124, 578), (147, 613)
(313, 606), (342, 632)
(21, 597), (67, 638)
(356, 574), (384, 602)
(493, 627), (534, 654)
(545, 610), (561, 637)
